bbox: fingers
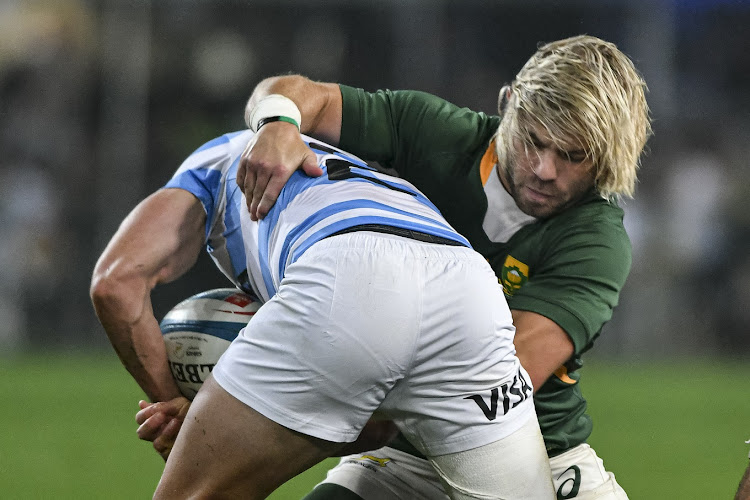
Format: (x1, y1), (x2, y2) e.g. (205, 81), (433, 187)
(137, 411), (168, 442)
(249, 170), (271, 221)
(252, 151), (323, 220)
(239, 139), (258, 214)
(153, 417), (183, 461)
(240, 124), (324, 221)
(135, 397), (190, 441)
(300, 154), (324, 178)
(135, 399), (178, 425)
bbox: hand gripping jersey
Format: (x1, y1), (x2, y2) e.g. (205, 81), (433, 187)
(163, 130), (469, 302)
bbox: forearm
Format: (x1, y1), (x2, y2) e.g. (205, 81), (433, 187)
(91, 275), (181, 402)
(90, 189), (205, 402)
(245, 75), (342, 144)
(511, 309), (575, 391)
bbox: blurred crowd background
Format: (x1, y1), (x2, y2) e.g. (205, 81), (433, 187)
(1, 0), (748, 361)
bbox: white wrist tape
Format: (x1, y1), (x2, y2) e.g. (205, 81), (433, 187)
(246, 94), (302, 132)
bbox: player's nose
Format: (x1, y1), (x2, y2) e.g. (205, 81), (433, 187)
(532, 149), (557, 181)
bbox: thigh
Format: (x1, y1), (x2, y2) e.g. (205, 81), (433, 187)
(306, 447), (450, 500)
(428, 414), (555, 500)
(155, 376), (342, 500)
(550, 444), (629, 499)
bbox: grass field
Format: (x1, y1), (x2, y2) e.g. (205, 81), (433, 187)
(1, 353), (747, 499)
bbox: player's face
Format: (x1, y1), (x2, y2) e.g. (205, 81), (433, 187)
(502, 123), (596, 218)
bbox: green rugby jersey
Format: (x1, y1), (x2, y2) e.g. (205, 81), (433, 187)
(339, 84), (632, 457)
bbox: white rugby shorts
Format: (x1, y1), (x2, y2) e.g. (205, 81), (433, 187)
(212, 231), (535, 457)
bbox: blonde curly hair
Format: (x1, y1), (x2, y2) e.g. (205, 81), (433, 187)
(495, 35), (652, 199)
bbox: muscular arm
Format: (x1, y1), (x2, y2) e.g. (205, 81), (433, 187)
(511, 310), (575, 390)
(90, 188), (206, 402)
(238, 75), (342, 220)
(244, 75), (342, 143)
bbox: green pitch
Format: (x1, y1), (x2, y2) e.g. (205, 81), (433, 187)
(0, 353), (747, 499)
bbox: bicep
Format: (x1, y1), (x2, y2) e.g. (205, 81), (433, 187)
(511, 309), (574, 391)
(307, 81), (342, 145)
(93, 188), (206, 289)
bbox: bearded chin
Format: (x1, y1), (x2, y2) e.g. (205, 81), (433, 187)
(499, 162), (519, 198)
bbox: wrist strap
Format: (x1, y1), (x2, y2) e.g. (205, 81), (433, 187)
(246, 94), (302, 132)
(256, 115), (300, 131)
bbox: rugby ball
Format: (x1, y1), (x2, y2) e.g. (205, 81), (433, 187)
(159, 288), (261, 400)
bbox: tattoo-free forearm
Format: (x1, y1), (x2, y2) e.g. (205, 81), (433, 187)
(245, 75), (342, 144)
(91, 189), (206, 401)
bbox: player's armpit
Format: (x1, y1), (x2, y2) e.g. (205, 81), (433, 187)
(511, 309), (574, 391)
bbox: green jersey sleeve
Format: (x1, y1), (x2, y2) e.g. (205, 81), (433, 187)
(505, 200), (632, 361)
(339, 84), (498, 175)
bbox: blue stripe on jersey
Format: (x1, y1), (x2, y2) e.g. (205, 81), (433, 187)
(300, 152), (446, 218)
(286, 214), (470, 275)
(165, 168), (223, 239)
(256, 198), (469, 297)
(221, 156), (248, 280)
(254, 155), (471, 296)
(277, 198), (463, 270)
(165, 137), (248, 285)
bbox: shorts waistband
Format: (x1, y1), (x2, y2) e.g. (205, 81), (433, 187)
(327, 224), (465, 247)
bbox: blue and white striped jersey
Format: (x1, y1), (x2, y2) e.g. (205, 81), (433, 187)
(163, 130), (470, 302)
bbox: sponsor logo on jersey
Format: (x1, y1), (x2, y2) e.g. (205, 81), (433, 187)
(501, 255), (529, 296)
(356, 455), (391, 467)
(343, 454), (392, 472)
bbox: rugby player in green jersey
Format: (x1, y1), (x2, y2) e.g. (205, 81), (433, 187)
(236, 34), (651, 499)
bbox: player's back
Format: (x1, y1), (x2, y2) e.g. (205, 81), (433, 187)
(248, 139), (470, 300)
(165, 130), (470, 302)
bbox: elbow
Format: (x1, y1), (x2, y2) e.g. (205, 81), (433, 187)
(90, 260), (148, 326)
(89, 266), (120, 312)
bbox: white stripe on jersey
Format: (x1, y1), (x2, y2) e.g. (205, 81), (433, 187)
(164, 130), (470, 302)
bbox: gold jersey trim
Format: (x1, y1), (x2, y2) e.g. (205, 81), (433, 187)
(554, 365), (576, 385)
(480, 140), (497, 186)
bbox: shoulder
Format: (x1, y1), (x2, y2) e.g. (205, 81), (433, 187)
(340, 84), (499, 152)
(171, 130), (250, 179)
(187, 130), (251, 163)
(548, 196), (627, 239)
(538, 197), (631, 274)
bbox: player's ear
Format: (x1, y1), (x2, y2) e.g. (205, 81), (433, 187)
(498, 85), (511, 116)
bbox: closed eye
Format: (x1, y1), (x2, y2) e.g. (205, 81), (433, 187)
(562, 150), (587, 163)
